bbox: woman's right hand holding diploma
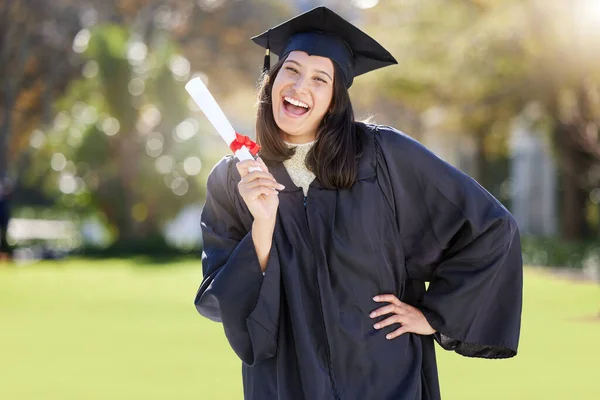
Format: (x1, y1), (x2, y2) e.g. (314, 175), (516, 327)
(236, 158), (285, 222)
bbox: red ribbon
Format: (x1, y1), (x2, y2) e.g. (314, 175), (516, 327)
(229, 132), (261, 156)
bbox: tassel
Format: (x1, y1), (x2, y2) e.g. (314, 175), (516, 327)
(262, 30), (271, 74)
(263, 48), (270, 74)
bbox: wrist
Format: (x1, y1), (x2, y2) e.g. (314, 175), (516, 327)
(253, 216), (276, 230)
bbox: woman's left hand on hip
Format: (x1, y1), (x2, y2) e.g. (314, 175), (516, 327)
(370, 294), (436, 339)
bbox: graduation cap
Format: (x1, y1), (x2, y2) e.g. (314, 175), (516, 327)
(251, 6), (397, 88)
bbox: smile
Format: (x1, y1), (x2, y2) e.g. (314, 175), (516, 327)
(283, 96), (311, 117)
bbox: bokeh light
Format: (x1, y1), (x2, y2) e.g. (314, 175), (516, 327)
(82, 60), (99, 78)
(72, 28), (90, 53)
(50, 153), (67, 171)
(59, 174), (77, 194)
(101, 118), (120, 136)
(128, 78), (145, 96)
(29, 130), (46, 149)
(351, 0), (379, 10)
(170, 176), (189, 196)
(155, 155), (174, 175)
(137, 105), (162, 134)
(146, 132), (164, 157)
(183, 156), (202, 176)
(174, 119), (197, 142)
(169, 54), (191, 81)
(127, 40), (148, 65)
(53, 112), (70, 131)
(131, 203), (149, 222)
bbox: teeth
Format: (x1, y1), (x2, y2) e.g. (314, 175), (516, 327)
(284, 96), (309, 109)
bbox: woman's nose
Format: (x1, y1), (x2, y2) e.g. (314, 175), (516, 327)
(292, 76), (309, 94)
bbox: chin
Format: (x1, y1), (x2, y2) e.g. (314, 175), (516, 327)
(274, 116), (300, 135)
(280, 124), (302, 136)
(273, 110), (318, 141)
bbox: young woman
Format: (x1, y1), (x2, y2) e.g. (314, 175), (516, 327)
(195, 7), (522, 400)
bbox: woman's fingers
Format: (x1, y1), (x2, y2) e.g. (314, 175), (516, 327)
(386, 326), (409, 340)
(373, 314), (403, 330)
(244, 178), (285, 191)
(373, 294), (403, 306)
(244, 187), (278, 200)
(370, 304), (394, 318)
(238, 177), (285, 203)
(257, 157), (269, 173)
(370, 294), (436, 338)
(237, 163), (285, 203)
(236, 159), (286, 200)
(238, 170), (275, 184)
(236, 160), (262, 176)
(233, 158), (281, 220)
(370, 294), (409, 318)
(370, 293), (413, 339)
(369, 303), (406, 318)
(236, 158), (270, 177)
(371, 308), (411, 340)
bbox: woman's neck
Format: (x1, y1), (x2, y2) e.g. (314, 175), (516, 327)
(280, 131), (316, 144)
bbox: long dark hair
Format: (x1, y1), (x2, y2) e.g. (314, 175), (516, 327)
(255, 56), (364, 189)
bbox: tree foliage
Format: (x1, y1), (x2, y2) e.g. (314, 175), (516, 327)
(5, 0), (599, 242)
(2, 0), (292, 245)
(0, 0), (83, 177)
(363, 0), (600, 239)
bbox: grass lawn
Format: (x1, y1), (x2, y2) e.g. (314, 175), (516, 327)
(0, 259), (598, 399)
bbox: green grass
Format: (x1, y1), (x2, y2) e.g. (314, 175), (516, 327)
(0, 260), (598, 399)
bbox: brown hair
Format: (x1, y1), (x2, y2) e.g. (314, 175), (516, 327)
(255, 56), (364, 189)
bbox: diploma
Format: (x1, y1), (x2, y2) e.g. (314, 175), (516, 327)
(185, 77), (261, 172)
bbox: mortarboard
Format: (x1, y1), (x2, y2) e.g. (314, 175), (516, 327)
(251, 6), (397, 88)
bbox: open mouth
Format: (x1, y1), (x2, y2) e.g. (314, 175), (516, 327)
(283, 96), (310, 116)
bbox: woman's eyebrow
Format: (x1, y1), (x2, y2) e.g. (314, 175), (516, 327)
(315, 69), (332, 81)
(285, 60), (332, 81)
(284, 60), (302, 68)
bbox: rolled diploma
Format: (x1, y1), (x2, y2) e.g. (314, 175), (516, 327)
(185, 77), (260, 172)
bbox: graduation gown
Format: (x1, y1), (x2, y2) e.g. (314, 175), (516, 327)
(195, 123), (523, 400)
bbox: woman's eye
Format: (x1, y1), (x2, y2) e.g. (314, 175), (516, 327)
(314, 77), (327, 83)
(285, 67), (299, 74)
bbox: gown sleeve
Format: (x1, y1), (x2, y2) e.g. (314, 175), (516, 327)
(194, 157), (281, 366)
(374, 126), (523, 359)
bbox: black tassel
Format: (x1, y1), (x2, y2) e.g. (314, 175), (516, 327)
(262, 30), (271, 74)
(263, 48), (270, 74)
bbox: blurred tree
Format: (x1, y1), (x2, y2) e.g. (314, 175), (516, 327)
(361, 0), (528, 180)
(364, 0), (600, 240)
(90, 0), (291, 96)
(0, 0), (83, 179)
(29, 22), (207, 244)
(3, 0), (292, 188)
(527, 0), (600, 239)
(3, 0), (293, 247)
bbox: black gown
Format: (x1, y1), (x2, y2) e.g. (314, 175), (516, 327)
(195, 123), (523, 400)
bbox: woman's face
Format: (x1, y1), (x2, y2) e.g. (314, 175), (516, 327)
(271, 51), (335, 144)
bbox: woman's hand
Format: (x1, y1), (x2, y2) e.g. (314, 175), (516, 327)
(236, 158), (285, 222)
(370, 294), (436, 339)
